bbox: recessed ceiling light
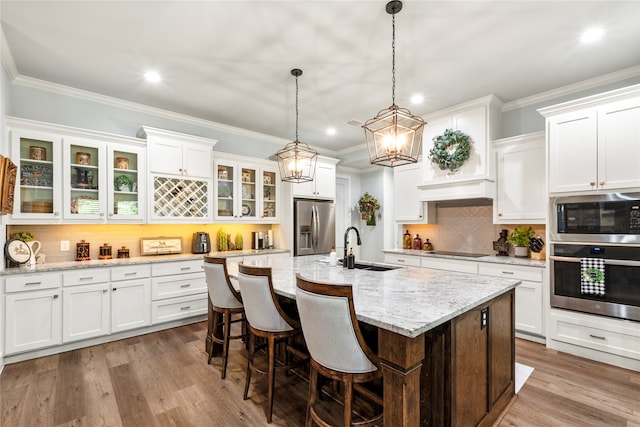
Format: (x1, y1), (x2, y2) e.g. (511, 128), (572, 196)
(144, 71), (162, 83)
(411, 94), (424, 104)
(326, 127), (336, 136)
(580, 27), (605, 44)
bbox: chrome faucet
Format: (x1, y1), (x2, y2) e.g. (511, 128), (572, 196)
(343, 226), (362, 266)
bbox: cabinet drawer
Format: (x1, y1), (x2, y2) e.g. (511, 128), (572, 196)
(478, 264), (543, 282)
(5, 272), (62, 293)
(63, 268), (110, 287)
(111, 264), (151, 282)
(151, 293), (208, 324)
(383, 254), (421, 267)
(549, 312), (640, 360)
(421, 257), (478, 274)
(151, 272), (207, 300)
(151, 260), (204, 277)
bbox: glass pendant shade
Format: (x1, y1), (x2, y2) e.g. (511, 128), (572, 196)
(364, 104), (424, 167)
(276, 68), (318, 183)
(276, 140), (318, 183)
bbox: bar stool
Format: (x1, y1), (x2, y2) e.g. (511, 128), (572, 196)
(203, 257), (246, 379)
(237, 263), (308, 424)
(295, 273), (383, 427)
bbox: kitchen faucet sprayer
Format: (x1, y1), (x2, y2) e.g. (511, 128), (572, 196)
(343, 226), (362, 267)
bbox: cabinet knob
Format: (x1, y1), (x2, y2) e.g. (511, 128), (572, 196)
(103, 289), (108, 293)
(590, 182), (595, 186)
(100, 213), (105, 217)
(599, 181), (604, 186)
(53, 294), (59, 299)
(54, 212), (60, 216)
(113, 288), (117, 291)
(498, 213), (502, 217)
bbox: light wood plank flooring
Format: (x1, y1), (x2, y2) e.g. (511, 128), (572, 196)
(2, 321), (639, 426)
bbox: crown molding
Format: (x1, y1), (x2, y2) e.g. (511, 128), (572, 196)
(502, 65), (640, 112)
(11, 74), (294, 146)
(1, 27), (18, 80)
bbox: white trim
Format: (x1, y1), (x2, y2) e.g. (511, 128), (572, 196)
(503, 66), (640, 112)
(0, 27), (18, 81)
(538, 83), (640, 117)
(337, 142), (368, 156)
(11, 75), (293, 146)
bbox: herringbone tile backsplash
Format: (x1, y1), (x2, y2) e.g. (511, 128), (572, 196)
(402, 205), (545, 255)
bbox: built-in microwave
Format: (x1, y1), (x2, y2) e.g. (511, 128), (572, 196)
(551, 192), (640, 244)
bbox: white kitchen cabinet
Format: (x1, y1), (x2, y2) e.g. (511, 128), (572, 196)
(541, 85), (640, 194)
(150, 260), (207, 324)
(393, 160), (436, 223)
(478, 263), (545, 339)
(492, 132), (546, 224)
(419, 95), (502, 201)
(421, 257), (478, 274)
(107, 143), (146, 222)
(62, 269), (110, 342)
(292, 156), (339, 200)
(4, 272), (62, 355)
(63, 137), (107, 221)
(214, 154), (280, 222)
(383, 253), (422, 267)
(139, 126), (216, 178)
(111, 265), (151, 333)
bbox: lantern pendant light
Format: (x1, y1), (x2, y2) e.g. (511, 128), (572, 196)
(363, 0), (425, 168)
(276, 68), (318, 183)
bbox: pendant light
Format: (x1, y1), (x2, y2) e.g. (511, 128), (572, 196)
(276, 68), (318, 183)
(363, 0), (425, 168)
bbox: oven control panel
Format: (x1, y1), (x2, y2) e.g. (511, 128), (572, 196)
(630, 204), (640, 232)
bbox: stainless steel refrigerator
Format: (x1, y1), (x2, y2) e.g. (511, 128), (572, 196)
(294, 199), (335, 256)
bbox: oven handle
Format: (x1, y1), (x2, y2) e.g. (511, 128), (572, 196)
(550, 255), (640, 267)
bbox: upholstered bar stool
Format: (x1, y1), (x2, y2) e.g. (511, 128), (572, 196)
(203, 256), (246, 379)
(295, 273), (383, 427)
(237, 263), (308, 424)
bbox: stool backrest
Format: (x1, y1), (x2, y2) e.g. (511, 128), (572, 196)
(203, 257), (243, 310)
(238, 264), (294, 333)
(295, 274), (378, 374)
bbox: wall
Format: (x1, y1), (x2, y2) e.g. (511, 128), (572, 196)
(356, 169), (386, 262)
(0, 51), (9, 373)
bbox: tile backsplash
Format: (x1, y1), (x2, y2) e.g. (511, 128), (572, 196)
(402, 205), (545, 255)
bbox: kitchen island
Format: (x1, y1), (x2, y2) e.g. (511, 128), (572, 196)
(221, 255), (521, 426)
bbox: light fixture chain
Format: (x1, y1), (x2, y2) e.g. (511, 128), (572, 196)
(391, 11), (396, 106)
(295, 74), (299, 142)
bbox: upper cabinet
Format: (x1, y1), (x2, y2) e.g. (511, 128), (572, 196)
(393, 160), (436, 223)
(492, 132), (546, 224)
(540, 85), (640, 194)
(291, 156), (339, 200)
(138, 127), (216, 222)
(214, 154), (280, 222)
(139, 127), (215, 179)
(419, 95), (503, 201)
(7, 117), (146, 224)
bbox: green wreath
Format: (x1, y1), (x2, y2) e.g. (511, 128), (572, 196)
(428, 129), (471, 172)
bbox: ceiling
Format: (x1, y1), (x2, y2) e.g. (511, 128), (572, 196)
(2, 1), (640, 165)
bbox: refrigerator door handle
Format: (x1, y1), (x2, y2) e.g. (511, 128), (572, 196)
(312, 204), (319, 249)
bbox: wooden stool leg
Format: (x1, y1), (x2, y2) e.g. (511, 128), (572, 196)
(267, 335), (276, 423)
(244, 332), (255, 400)
(208, 310), (222, 364)
(343, 375), (353, 427)
(221, 309), (231, 379)
(306, 365), (318, 427)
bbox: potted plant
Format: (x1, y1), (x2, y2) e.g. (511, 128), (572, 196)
(10, 231), (35, 242)
(114, 175), (134, 192)
(358, 192), (381, 226)
(508, 225), (535, 257)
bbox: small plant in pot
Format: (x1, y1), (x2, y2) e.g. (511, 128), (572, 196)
(508, 226), (535, 257)
(114, 175), (134, 192)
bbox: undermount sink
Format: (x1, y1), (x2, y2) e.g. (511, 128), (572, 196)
(338, 260), (399, 271)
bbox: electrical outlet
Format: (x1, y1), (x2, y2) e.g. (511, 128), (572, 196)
(60, 240), (70, 251)
(481, 308), (488, 329)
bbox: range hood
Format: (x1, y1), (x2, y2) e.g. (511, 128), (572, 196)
(433, 197), (493, 208)
(418, 177), (495, 205)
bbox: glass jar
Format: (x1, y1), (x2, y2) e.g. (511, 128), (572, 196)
(412, 234), (422, 250)
(422, 239), (434, 251)
(403, 230), (412, 249)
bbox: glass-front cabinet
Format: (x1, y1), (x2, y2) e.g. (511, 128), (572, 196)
(63, 138), (106, 220)
(10, 129), (63, 220)
(108, 144), (145, 221)
(214, 155), (279, 222)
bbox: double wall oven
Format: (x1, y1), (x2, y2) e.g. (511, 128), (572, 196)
(550, 192), (640, 321)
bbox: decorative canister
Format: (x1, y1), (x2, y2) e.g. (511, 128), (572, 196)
(29, 146), (46, 160)
(115, 157), (129, 170)
(99, 243), (112, 259)
(422, 239), (434, 251)
(76, 240), (90, 261)
(117, 246), (130, 259)
(403, 230), (412, 249)
(412, 234), (422, 250)
(76, 152), (91, 165)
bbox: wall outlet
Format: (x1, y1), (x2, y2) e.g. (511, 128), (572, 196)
(60, 240), (70, 251)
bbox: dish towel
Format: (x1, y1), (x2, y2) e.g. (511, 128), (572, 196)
(580, 258), (605, 296)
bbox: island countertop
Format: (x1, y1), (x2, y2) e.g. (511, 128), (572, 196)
(227, 254), (521, 339)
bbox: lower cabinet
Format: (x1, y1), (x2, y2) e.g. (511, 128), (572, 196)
(111, 265), (151, 333)
(421, 257), (478, 274)
(63, 277), (111, 343)
(5, 272), (63, 354)
(151, 259), (207, 324)
(383, 253), (421, 267)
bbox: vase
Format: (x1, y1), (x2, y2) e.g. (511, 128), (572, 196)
(366, 216), (376, 226)
(513, 246), (529, 257)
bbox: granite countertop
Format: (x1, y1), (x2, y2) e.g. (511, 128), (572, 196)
(227, 255), (520, 338)
(383, 248), (546, 268)
(1, 249), (290, 275)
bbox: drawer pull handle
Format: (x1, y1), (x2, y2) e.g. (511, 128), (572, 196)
(79, 277), (93, 281)
(113, 288), (117, 291)
(125, 272), (137, 276)
(180, 284), (191, 288)
(501, 271), (514, 275)
(25, 281), (42, 286)
(180, 267), (192, 271)
(397, 259), (405, 263)
(53, 294), (59, 299)
(180, 306), (191, 311)
(589, 334), (606, 340)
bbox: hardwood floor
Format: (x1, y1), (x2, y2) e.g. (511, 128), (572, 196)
(2, 321), (639, 426)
